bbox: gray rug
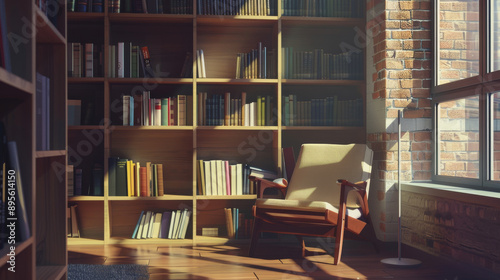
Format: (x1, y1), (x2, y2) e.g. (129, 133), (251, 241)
(68, 264), (149, 280)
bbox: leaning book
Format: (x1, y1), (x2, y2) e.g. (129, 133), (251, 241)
(7, 141), (30, 242)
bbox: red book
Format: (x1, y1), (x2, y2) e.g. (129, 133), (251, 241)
(225, 161), (231, 195)
(139, 167), (147, 197)
(157, 163), (164, 196)
(140, 46), (153, 77)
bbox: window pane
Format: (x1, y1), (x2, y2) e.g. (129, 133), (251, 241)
(492, 0), (500, 71)
(438, 97), (480, 178)
(438, 0), (480, 85)
(493, 93), (500, 180)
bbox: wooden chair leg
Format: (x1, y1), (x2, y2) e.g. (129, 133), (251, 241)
(296, 235), (306, 257)
(334, 188), (348, 265)
(248, 218), (262, 257)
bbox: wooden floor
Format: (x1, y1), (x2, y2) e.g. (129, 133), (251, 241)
(68, 239), (497, 279)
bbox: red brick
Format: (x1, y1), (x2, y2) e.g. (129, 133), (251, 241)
(414, 131), (432, 142)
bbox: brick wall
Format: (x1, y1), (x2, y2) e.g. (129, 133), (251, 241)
(402, 189), (500, 275)
(366, 0), (432, 241)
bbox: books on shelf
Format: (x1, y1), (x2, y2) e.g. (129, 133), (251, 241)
(281, 0), (364, 18)
(109, 157), (164, 197)
(107, 0), (192, 14)
(68, 0), (104, 12)
(120, 91), (192, 126)
(0, 0), (11, 72)
(282, 48), (363, 80)
(236, 43), (276, 79)
(282, 94), (363, 126)
(36, 72), (50, 151)
(68, 42), (104, 78)
(197, 0), (278, 16)
(198, 92), (275, 126)
(67, 204), (80, 237)
(224, 208), (253, 239)
(132, 209), (191, 239)
(196, 159), (276, 196)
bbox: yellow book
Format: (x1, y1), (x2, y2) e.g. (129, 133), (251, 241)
(126, 160), (132, 197)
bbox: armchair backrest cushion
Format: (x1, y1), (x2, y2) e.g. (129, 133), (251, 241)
(285, 143), (373, 208)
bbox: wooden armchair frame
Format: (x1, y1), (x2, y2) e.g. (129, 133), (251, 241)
(248, 144), (377, 265)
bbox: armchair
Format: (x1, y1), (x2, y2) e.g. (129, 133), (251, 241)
(249, 143), (375, 264)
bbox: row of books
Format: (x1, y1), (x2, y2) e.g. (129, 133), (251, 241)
(68, 0), (104, 12)
(108, 0), (193, 14)
(108, 157), (165, 197)
(282, 0), (364, 18)
(224, 208), (253, 239)
(197, 92), (276, 126)
(121, 92), (193, 126)
(68, 43), (104, 78)
(283, 95), (363, 126)
(196, 159), (277, 195)
(132, 209), (192, 239)
(197, 0), (278, 16)
(235, 42), (276, 79)
(38, 0), (60, 25)
(109, 43), (155, 78)
(36, 73), (51, 151)
(282, 48), (363, 80)
(67, 164), (104, 196)
(67, 99), (97, 126)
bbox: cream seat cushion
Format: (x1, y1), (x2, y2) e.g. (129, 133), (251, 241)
(255, 198), (363, 219)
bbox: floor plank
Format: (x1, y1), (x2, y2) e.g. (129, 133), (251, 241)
(68, 239), (497, 279)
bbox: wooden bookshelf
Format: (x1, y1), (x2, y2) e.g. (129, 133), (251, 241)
(66, 0), (366, 247)
(0, 0), (67, 279)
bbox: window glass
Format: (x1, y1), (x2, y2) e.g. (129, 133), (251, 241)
(438, 96), (480, 178)
(491, 0), (500, 71)
(492, 93), (500, 180)
(438, 0), (480, 85)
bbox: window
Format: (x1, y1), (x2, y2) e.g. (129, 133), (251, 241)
(434, 0), (500, 190)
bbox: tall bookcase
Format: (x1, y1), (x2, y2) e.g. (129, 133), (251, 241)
(0, 0), (67, 279)
(67, 0), (365, 246)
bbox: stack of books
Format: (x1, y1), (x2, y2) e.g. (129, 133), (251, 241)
(132, 209), (192, 239)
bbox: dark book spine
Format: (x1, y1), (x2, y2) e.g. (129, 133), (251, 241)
(92, 0), (103, 12)
(77, 0), (88, 12)
(116, 159), (128, 196)
(92, 164), (104, 196)
(108, 157), (117, 196)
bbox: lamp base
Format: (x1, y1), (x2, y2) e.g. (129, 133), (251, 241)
(381, 257), (422, 267)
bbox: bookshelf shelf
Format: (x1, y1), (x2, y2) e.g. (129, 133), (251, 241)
(35, 8), (66, 44)
(0, 236), (34, 264)
(68, 196), (105, 202)
(35, 150), (66, 158)
(36, 265), (67, 280)
(196, 78), (279, 84)
(67, 12), (105, 22)
(111, 126), (194, 131)
(66, 238), (105, 245)
(65, 0), (366, 247)
(196, 126), (278, 131)
(108, 237), (193, 245)
(108, 13), (194, 23)
(196, 195), (258, 200)
(0, 68), (34, 96)
(107, 195), (194, 201)
(68, 77), (105, 83)
(107, 77), (194, 84)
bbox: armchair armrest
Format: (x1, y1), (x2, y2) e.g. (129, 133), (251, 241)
(337, 179), (369, 217)
(250, 176), (288, 198)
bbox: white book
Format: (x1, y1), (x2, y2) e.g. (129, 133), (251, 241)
(168, 210), (176, 239)
(244, 103), (250, 126)
(152, 212), (162, 238)
(147, 211), (155, 238)
(180, 210), (191, 239)
(250, 102), (256, 126)
(204, 160), (212, 195)
(154, 98), (162, 126)
(85, 43), (93, 77)
(216, 160), (223, 196)
(176, 209), (187, 239)
(172, 209), (182, 239)
(141, 211), (152, 239)
(210, 160), (217, 195)
(236, 163), (243, 195)
(200, 49), (206, 78)
(117, 42), (124, 78)
(230, 164), (237, 196)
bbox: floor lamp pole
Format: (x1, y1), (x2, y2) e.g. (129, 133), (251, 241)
(381, 110), (421, 267)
